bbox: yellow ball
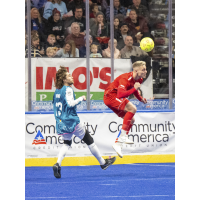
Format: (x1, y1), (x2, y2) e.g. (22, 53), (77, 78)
(140, 37), (154, 52)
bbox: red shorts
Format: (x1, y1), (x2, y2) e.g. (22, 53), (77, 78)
(103, 92), (129, 118)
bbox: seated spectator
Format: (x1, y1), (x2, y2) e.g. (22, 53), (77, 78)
(102, 39), (121, 58)
(124, 9), (149, 44)
(32, 0), (47, 9)
(26, 8), (46, 42)
(52, 0), (69, 20)
(56, 40), (79, 57)
(90, 12), (110, 49)
(114, 17), (120, 31)
(127, 0), (149, 21)
(119, 0), (132, 8)
(43, 0), (54, 20)
(120, 35), (148, 58)
(64, 6), (86, 36)
(43, 0), (70, 20)
(106, 0), (126, 22)
(65, 22), (85, 49)
(45, 8), (65, 46)
(31, 30), (40, 37)
(44, 34), (61, 54)
(25, 0), (34, 17)
(25, 35), (44, 57)
(79, 35), (102, 58)
(101, 0), (110, 14)
(67, 0), (92, 17)
(115, 22), (133, 50)
(90, 44), (102, 57)
(46, 47), (55, 57)
(90, 3), (99, 18)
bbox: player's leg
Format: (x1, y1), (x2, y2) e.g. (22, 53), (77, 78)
(53, 138), (72, 178)
(75, 123), (116, 170)
(115, 102), (136, 143)
(113, 102), (137, 158)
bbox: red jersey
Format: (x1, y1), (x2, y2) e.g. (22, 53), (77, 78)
(105, 72), (143, 99)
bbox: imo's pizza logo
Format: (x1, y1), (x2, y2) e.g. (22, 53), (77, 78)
(32, 130), (47, 145)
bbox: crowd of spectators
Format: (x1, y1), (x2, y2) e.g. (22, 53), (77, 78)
(25, 0), (154, 58)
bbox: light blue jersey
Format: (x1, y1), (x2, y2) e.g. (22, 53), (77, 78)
(53, 85), (83, 134)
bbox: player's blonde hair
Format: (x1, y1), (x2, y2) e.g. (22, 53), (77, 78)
(132, 61), (146, 69)
(55, 66), (68, 89)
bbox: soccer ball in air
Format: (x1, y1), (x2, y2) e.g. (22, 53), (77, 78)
(140, 37), (154, 52)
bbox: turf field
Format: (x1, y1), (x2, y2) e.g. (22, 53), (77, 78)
(25, 163), (175, 199)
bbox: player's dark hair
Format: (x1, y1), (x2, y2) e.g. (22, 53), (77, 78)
(55, 66), (68, 89)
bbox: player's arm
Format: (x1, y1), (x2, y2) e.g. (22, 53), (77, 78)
(66, 87), (85, 107)
(117, 78), (135, 99)
(117, 78), (142, 100)
(133, 81), (147, 103)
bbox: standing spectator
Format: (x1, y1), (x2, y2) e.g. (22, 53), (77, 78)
(105, 0), (126, 22)
(127, 0), (149, 21)
(124, 9), (149, 43)
(45, 34), (61, 53)
(90, 12), (110, 48)
(56, 40), (79, 57)
(65, 22), (85, 49)
(120, 35), (148, 58)
(45, 8), (65, 46)
(115, 22), (133, 50)
(64, 6), (86, 36)
(25, 35), (44, 57)
(102, 39), (121, 58)
(90, 3), (99, 18)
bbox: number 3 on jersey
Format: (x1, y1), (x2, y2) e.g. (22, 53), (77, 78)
(56, 102), (62, 116)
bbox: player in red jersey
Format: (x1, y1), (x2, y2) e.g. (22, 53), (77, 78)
(104, 61), (148, 158)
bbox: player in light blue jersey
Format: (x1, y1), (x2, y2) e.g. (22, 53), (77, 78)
(52, 67), (116, 178)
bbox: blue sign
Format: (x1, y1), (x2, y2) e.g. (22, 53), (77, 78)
(32, 99), (175, 112)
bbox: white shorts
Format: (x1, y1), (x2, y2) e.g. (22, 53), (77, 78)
(61, 123), (85, 141)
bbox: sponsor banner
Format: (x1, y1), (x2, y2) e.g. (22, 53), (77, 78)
(31, 99), (175, 111)
(28, 58), (153, 102)
(25, 112), (175, 158)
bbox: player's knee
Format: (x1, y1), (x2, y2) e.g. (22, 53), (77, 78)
(82, 130), (94, 145)
(130, 105), (137, 113)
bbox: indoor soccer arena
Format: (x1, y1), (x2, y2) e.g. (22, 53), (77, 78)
(25, 0), (175, 199)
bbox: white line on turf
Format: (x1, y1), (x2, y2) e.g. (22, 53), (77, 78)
(25, 195), (175, 199)
(26, 177), (175, 184)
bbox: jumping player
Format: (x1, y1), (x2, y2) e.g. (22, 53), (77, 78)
(52, 67), (116, 178)
(103, 61), (147, 158)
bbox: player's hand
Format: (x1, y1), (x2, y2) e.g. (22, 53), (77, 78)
(141, 98), (147, 104)
(82, 95), (86, 101)
(134, 82), (141, 90)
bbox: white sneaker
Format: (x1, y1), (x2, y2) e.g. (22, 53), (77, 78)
(112, 142), (123, 158)
(117, 134), (134, 144)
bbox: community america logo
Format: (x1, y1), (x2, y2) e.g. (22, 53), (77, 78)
(32, 130), (47, 145)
